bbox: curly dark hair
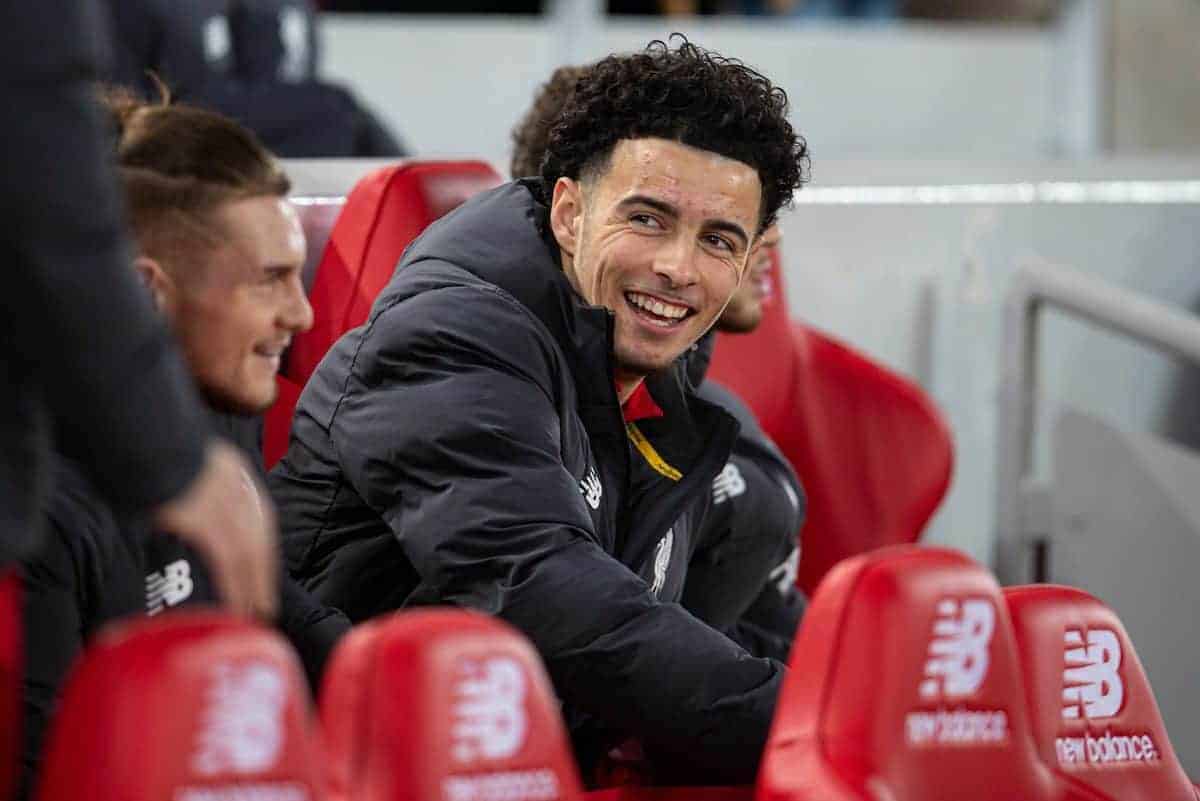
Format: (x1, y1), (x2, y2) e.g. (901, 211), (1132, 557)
(540, 35), (808, 232)
(510, 64), (589, 179)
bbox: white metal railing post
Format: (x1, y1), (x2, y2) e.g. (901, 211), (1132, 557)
(994, 260), (1200, 584)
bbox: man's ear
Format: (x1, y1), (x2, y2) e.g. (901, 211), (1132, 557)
(133, 256), (176, 314)
(549, 177), (584, 259)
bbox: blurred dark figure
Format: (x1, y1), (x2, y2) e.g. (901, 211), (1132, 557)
(321, 0), (541, 11)
(101, 0), (407, 157)
(609, 0), (894, 15)
(904, 0), (1058, 21)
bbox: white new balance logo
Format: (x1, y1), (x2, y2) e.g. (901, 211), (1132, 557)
(712, 463), (747, 505)
(579, 466), (602, 511)
(146, 559), (195, 615)
(919, 599), (995, 700)
(1062, 628), (1123, 720)
(451, 658), (528, 763)
(192, 661), (287, 776)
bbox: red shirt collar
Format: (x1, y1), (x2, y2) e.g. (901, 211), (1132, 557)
(621, 382), (664, 423)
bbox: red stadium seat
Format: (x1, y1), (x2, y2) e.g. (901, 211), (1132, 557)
(265, 160), (504, 468)
(757, 545), (1066, 801)
(0, 570), (19, 801)
(318, 608), (584, 801)
(707, 251), (953, 596)
(34, 611), (322, 801)
(1004, 585), (1200, 801)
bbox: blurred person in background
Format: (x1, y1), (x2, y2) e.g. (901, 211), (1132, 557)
(512, 66), (806, 662)
(101, 0), (407, 157)
(0, 2), (277, 618)
(274, 37), (808, 785)
(19, 91), (351, 798)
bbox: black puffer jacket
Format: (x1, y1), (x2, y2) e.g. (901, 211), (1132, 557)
(272, 180), (785, 784)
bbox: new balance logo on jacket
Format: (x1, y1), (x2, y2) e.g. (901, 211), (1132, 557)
(711, 463), (746, 505)
(146, 558), (195, 615)
(905, 598), (1008, 747)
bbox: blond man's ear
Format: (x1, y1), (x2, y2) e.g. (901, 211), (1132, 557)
(133, 256), (176, 314)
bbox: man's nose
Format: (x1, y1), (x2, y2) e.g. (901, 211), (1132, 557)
(281, 275), (314, 333)
(653, 236), (700, 288)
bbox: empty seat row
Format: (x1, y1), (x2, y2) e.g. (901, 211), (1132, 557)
(27, 546), (1198, 800)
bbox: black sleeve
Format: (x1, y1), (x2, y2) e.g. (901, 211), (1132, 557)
(277, 576), (352, 693)
(20, 462), (144, 801)
(329, 286), (782, 783)
(0, 1), (208, 515)
(19, 535), (86, 801)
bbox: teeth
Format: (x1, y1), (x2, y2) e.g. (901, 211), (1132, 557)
(628, 292), (688, 320)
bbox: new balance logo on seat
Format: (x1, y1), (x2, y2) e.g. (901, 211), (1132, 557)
(712, 463), (747, 505)
(919, 598), (995, 700)
(579, 467), (602, 511)
(192, 661), (287, 776)
(1055, 627), (1159, 767)
(451, 658), (528, 763)
(1062, 629), (1123, 720)
(906, 598), (1007, 747)
(146, 559), (195, 615)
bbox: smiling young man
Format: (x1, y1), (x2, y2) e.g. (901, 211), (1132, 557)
(273, 37), (808, 783)
(512, 67), (806, 663)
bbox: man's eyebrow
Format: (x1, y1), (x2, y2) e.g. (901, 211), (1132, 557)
(618, 194), (750, 249)
(618, 194), (679, 219)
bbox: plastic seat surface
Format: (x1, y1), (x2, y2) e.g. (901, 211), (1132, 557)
(35, 611), (321, 801)
(319, 608), (583, 801)
(1004, 584), (1200, 801)
(758, 545), (1067, 801)
(0, 571), (19, 801)
(707, 253), (953, 595)
(264, 160), (503, 467)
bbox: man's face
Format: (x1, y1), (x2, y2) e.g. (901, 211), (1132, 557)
(717, 223), (781, 334)
(552, 138), (761, 383)
(172, 196), (312, 414)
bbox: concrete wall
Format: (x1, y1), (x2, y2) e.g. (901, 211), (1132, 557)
(319, 14), (1058, 167)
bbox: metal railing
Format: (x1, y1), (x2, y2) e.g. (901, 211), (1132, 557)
(994, 260), (1200, 583)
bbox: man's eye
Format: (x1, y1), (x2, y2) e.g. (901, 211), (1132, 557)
(703, 234), (733, 252)
(631, 213), (662, 229)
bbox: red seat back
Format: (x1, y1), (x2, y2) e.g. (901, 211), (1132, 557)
(758, 545), (1059, 801)
(319, 608), (583, 801)
(707, 252), (953, 595)
(0, 570), (19, 801)
(264, 160), (504, 468)
(35, 612), (321, 801)
(1004, 585), (1200, 801)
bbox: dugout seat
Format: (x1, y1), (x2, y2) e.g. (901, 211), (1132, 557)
(707, 251), (953, 596)
(1004, 585), (1200, 801)
(0, 571), (19, 801)
(34, 612), (321, 801)
(318, 608), (583, 801)
(264, 160), (503, 467)
(757, 545), (1067, 801)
